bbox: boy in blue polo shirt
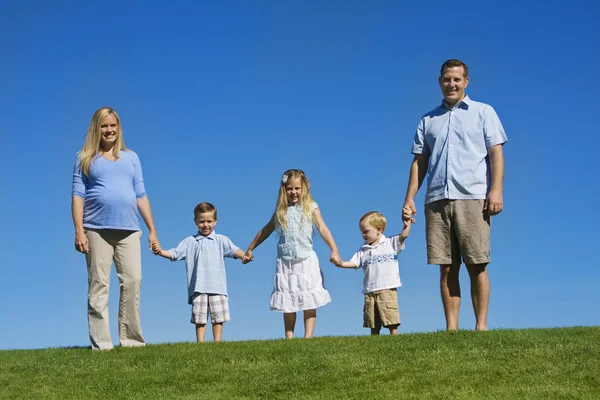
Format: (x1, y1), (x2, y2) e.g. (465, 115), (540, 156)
(152, 202), (247, 342)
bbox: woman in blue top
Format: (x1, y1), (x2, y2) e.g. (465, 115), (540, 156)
(72, 107), (159, 350)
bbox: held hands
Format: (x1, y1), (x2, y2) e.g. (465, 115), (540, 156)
(151, 241), (162, 255)
(484, 190), (503, 216)
(329, 252), (342, 267)
(242, 250), (254, 264)
(402, 205), (415, 227)
(403, 199), (417, 224)
(148, 231), (160, 253)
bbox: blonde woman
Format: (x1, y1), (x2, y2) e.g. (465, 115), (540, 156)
(72, 107), (159, 350)
(243, 169), (341, 339)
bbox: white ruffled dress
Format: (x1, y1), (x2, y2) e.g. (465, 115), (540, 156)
(269, 202), (331, 313)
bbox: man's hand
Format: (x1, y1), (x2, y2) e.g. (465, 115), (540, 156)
(484, 190), (503, 216)
(403, 199), (417, 223)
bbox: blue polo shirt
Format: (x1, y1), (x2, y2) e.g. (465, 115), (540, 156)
(168, 231), (239, 303)
(412, 96), (508, 204)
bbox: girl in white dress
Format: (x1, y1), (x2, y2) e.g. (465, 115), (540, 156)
(243, 169), (341, 339)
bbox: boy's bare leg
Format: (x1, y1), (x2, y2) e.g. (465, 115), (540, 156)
(283, 312), (296, 339)
(212, 322), (224, 342)
(440, 263), (461, 330)
(195, 324), (207, 343)
(303, 309), (317, 339)
(370, 309), (382, 335)
(387, 324), (399, 335)
(466, 263), (490, 331)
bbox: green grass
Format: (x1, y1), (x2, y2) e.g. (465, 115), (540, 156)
(1, 327), (598, 399)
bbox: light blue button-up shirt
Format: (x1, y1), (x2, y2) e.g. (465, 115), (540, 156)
(168, 231), (239, 303)
(412, 96), (507, 204)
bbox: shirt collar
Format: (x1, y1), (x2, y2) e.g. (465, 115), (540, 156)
(361, 234), (386, 249)
(195, 230), (216, 241)
(441, 95), (471, 110)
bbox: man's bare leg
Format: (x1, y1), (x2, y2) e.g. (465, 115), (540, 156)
(440, 263), (461, 330)
(466, 263), (490, 331)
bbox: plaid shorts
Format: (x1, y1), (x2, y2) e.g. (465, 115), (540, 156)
(191, 293), (230, 324)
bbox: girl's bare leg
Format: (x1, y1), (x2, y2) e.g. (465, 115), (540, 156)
(284, 312), (296, 339)
(303, 309), (317, 338)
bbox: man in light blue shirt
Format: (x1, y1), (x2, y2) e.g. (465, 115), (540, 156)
(403, 59), (507, 331)
(153, 202), (247, 342)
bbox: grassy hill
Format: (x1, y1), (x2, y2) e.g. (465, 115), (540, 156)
(1, 327), (598, 399)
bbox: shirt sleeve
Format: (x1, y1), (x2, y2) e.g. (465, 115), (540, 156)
(169, 238), (190, 261)
(482, 105), (508, 148)
(388, 235), (406, 254)
(221, 236), (240, 258)
(349, 249), (362, 269)
(311, 202), (319, 212)
(72, 157), (87, 199)
(411, 117), (430, 155)
(131, 152), (147, 199)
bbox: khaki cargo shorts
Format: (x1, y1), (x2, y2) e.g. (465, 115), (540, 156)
(363, 288), (400, 328)
(425, 199), (491, 265)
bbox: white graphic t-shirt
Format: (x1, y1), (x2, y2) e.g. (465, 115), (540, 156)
(350, 235), (404, 293)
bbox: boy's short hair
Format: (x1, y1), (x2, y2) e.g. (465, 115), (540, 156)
(360, 211), (387, 232)
(194, 202), (217, 219)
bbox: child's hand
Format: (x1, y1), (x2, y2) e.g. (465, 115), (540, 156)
(151, 242), (162, 255)
(402, 206), (416, 224)
(242, 250), (254, 264)
(329, 252), (341, 267)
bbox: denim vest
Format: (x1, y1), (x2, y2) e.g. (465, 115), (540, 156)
(276, 203), (316, 260)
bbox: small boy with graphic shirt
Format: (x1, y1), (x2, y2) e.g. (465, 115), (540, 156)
(335, 207), (412, 335)
(152, 202), (248, 343)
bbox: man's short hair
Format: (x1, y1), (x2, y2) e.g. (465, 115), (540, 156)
(360, 211), (387, 232)
(194, 202), (217, 219)
(440, 59), (469, 78)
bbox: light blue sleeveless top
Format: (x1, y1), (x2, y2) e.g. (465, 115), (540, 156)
(276, 202), (318, 260)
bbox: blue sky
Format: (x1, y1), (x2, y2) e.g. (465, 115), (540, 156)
(1, 0), (598, 350)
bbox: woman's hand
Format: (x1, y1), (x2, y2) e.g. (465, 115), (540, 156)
(148, 231), (159, 251)
(75, 230), (89, 254)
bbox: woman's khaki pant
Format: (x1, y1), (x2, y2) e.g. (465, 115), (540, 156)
(85, 229), (145, 350)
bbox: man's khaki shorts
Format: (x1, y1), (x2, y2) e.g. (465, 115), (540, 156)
(363, 288), (400, 328)
(425, 199), (491, 265)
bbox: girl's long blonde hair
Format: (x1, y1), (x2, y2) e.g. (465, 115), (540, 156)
(275, 169), (315, 230)
(77, 107), (127, 176)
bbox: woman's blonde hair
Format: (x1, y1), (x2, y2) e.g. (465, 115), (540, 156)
(275, 169), (315, 229)
(77, 107), (127, 176)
